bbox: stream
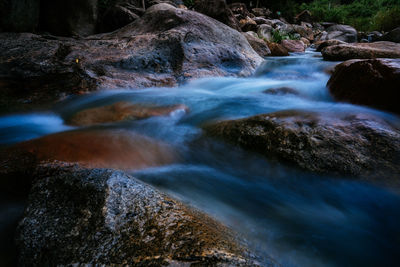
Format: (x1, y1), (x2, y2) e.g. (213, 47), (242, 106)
(1, 50), (400, 266)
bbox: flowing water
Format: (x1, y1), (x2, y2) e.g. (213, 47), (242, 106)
(1, 50), (400, 266)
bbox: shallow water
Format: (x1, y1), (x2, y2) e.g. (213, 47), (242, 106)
(1, 50), (399, 266)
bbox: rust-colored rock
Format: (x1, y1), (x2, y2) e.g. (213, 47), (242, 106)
(66, 101), (189, 126)
(267, 42), (289, 56)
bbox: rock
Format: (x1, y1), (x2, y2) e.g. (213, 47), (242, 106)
(327, 59), (400, 114)
(294, 10), (313, 24)
(276, 23), (295, 35)
(243, 32), (271, 57)
(251, 8), (271, 18)
(66, 101), (189, 126)
(293, 25), (314, 41)
(253, 17), (270, 25)
(240, 17), (258, 32)
(204, 110), (400, 181)
(378, 27), (400, 43)
(281, 39), (305, 53)
(97, 3), (141, 33)
(367, 31), (383, 42)
(9, 129), (177, 170)
(325, 24), (357, 43)
(315, 39), (347, 52)
(0, 4), (262, 112)
(257, 24), (273, 41)
(193, 0), (241, 31)
(267, 42), (289, 56)
(322, 41), (400, 61)
(229, 2), (251, 20)
(263, 87), (299, 95)
(16, 163), (272, 266)
(39, 0), (98, 37)
(0, 0), (40, 32)
(300, 37), (310, 47)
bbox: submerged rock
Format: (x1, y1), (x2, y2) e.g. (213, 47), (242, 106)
(263, 87), (300, 96)
(204, 110), (400, 182)
(66, 101), (189, 126)
(327, 59), (400, 114)
(16, 164), (273, 266)
(322, 41), (400, 61)
(0, 3), (262, 112)
(9, 129), (177, 170)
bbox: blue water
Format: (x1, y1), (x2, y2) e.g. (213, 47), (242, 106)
(1, 51), (399, 266)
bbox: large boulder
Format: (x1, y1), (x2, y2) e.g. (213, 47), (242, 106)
(193, 0), (241, 31)
(281, 39), (305, 52)
(315, 39), (347, 52)
(324, 24), (357, 43)
(327, 59), (400, 114)
(0, 4), (262, 112)
(243, 32), (271, 57)
(39, 0), (98, 36)
(16, 163), (272, 266)
(257, 24), (273, 42)
(204, 110), (400, 182)
(0, 0), (40, 32)
(322, 41), (400, 61)
(293, 25), (314, 41)
(267, 42), (289, 56)
(239, 17), (258, 32)
(378, 27), (400, 43)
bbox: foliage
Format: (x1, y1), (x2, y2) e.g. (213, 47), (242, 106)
(271, 29), (300, 43)
(372, 6), (400, 31)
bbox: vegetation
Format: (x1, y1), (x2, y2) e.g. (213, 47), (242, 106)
(271, 29), (301, 43)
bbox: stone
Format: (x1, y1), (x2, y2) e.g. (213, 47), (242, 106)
(315, 39), (347, 52)
(281, 39), (305, 53)
(327, 59), (400, 114)
(16, 163), (273, 266)
(229, 2), (251, 20)
(257, 24), (273, 42)
(0, 4), (262, 112)
(253, 17), (270, 25)
(293, 25), (314, 41)
(325, 24), (357, 43)
(300, 37), (310, 47)
(204, 110), (400, 182)
(251, 8), (271, 18)
(193, 0), (241, 31)
(294, 10), (313, 24)
(0, 0), (40, 32)
(322, 41), (400, 61)
(66, 101), (189, 126)
(243, 32), (271, 57)
(39, 0), (98, 37)
(267, 42), (289, 56)
(378, 27), (400, 43)
(8, 129), (177, 170)
(240, 17), (258, 32)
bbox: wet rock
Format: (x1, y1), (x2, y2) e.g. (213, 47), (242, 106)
(39, 0), (98, 37)
(327, 59), (400, 114)
(267, 42), (289, 56)
(243, 33), (271, 57)
(294, 10), (313, 24)
(315, 39), (347, 52)
(378, 27), (400, 43)
(9, 129), (177, 170)
(300, 37), (310, 47)
(257, 24), (273, 42)
(322, 41), (400, 61)
(321, 24), (357, 43)
(0, 4), (262, 112)
(293, 25), (314, 41)
(263, 87), (299, 96)
(16, 163), (272, 266)
(193, 0), (241, 31)
(66, 101), (189, 126)
(0, 0), (40, 32)
(204, 110), (400, 182)
(253, 17), (270, 25)
(281, 39), (305, 53)
(240, 17), (258, 32)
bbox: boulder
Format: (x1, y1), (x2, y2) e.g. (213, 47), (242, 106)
(97, 3), (141, 33)
(267, 42), (289, 56)
(204, 110), (400, 181)
(66, 101), (189, 126)
(281, 39), (305, 52)
(0, 0), (40, 32)
(0, 4), (262, 112)
(294, 10), (313, 24)
(16, 163), (271, 266)
(315, 39), (346, 52)
(39, 0), (98, 37)
(8, 129), (177, 170)
(243, 32), (271, 57)
(322, 41), (400, 61)
(257, 24), (273, 41)
(327, 59), (400, 114)
(300, 37), (310, 47)
(293, 25), (314, 41)
(253, 17), (270, 25)
(367, 31), (383, 42)
(378, 27), (400, 43)
(240, 17), (258, 32)
(325, 24), (357, 43)
(193, 0), (241, 31)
